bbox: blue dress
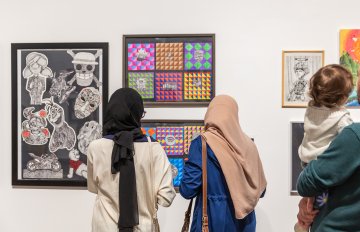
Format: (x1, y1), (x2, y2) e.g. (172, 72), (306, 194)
(180, 136), (257, 232)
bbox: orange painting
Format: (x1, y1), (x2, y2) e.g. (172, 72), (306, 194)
(340, 29), (360, 106)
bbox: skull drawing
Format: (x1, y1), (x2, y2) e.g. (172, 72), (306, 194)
(74, 87), (101, 119)
(21, 107), (50, 145)
(67, 50), (102, 87)
(22, 52), (53, 105)
(77, 121), (102, 155)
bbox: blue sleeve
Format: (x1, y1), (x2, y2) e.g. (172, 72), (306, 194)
(179, 137), (202, 199)
(297, 127), (360, 196)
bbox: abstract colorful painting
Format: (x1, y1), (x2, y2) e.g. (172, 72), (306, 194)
(124, 34), (215, 106)
(184, 126), (204, 154)
(128, 72), (154, 99)
(156, 43), (183, 70)
(155, 72), (183, 101)
(184, 42), (212, 70)
(141, 127), (157, 140)
(169, 158), (184, 187)
(141, 120), (203, 191)
(340, 29), (360, 106)
(128, 43), (155, 70)
(157, 127), (184, 156)
(184, 72), (212, 100)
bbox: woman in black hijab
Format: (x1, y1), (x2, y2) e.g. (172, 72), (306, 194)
(87, 88), (176, 232)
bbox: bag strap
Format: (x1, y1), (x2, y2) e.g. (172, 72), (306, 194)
(201, 136), (209, 231)
(181, 198), (193, 232)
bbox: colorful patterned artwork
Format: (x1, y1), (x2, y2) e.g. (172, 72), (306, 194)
(184, 43), (212, 70)
(340, 29), (360, 106)
(141, 120), (203, 191)
(169, 158), (184, 187)
(157, 127), (184, 156)
(128, 72), (154, 99)
(128, 43), (155, 70)
(184, 126), (204, 154)
(184, 72), (212, 100)
(155, 72), (183, 101)
(124, 35), (215, 106)
(156, 43), (183, 70)
(141, 127), (157, 140)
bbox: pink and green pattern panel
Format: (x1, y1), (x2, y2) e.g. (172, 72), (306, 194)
(169, 158), (184, 187)
(128, 72), (154, 99)
(141, 127), (157, 140)
(157, 127), (184, 156)
(184, 42), (212, 70)
(155, 72), (183, 101)
(128, 43), (155, 70)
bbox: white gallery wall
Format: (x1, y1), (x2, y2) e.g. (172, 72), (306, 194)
(1, 0), (360, 231)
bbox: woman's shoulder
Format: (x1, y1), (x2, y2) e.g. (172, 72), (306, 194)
(88, 138), (113, 150)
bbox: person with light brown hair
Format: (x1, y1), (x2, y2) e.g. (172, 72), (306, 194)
(294, 64), (354, 232)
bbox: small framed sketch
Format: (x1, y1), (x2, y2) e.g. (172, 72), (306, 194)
(340, 29), (360, 107)
(282, 50), (324, 108)
(141, 120), (204, 191)
(290, 122), (304, 195)
(123, 34), (216, 107)
(12, 43), (108, 187)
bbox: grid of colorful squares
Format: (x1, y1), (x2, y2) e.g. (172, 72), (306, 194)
(127, 42), (213, 101)
(141, 125), (204, 187)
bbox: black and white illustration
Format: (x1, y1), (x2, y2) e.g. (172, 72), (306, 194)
(49, 70), (76, 104)
(22, 52), (53, 105)
(282, 51), (324, 108)
(77, 121), (102, 155)
(23, 152), (63, 179)
(21, 107), (50, 145)
(43, 97), (76, 153)
(74, 87), (101, 119)
(12, 43), (108, 186)
(67, 50), (102, 87)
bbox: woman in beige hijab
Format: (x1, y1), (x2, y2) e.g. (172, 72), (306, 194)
(180, 95), (267, 232)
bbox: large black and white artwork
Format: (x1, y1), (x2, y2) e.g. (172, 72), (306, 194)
(12, 43), (108, 186)
(282, 51), (324, 108)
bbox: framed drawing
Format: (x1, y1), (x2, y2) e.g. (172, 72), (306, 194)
(282, 50), (324, 108)
(141, 120), (204, 191)
(290, 122), (304, 195)
(340, 29), (360, 107)
(123, 34), (216, 107)
(12, 43), (109, 186)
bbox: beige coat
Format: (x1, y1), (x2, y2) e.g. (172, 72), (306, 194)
(87, 137), (176, 232)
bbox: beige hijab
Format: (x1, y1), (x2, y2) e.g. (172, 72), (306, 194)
(202, 95), (267, 219)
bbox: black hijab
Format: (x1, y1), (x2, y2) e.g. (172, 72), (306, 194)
(103, 88), (144, 231)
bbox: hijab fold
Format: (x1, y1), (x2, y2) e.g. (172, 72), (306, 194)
(103, 88), (144, 231)
(202, 95), (267, 219)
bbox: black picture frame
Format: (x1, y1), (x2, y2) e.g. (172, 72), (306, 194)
(291, 122), (304, 195)
(141, 119), (204, 191)
(12, 43), (109, 187)
(123, 34), (216, 107)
